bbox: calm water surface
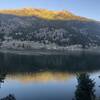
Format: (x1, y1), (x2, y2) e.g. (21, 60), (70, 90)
(0, 51), (100, 100)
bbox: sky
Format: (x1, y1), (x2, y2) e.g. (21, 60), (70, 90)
(0, 0), (100, 20)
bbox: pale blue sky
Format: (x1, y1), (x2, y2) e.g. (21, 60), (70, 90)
(0, 0), (100, 20)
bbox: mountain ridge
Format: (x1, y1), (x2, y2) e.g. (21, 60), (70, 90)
(0, 8), (93, 21)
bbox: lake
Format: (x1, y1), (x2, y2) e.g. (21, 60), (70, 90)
(0, 51), (100, 100)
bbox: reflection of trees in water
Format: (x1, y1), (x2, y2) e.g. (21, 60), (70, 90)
(0, 73), (16, 100)
(75, 73), (95, 100)
(0, 73), (6, 88)
(0, 52), (100, 100)
(0, 89), (16, 100)
(0, 94), (16, 100)
(0, 52), (100, 73)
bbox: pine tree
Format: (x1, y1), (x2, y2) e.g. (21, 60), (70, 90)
(75, 73), (95, 100)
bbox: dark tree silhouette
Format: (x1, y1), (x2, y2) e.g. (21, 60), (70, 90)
(0, 72), (16, 100)
(0, 94), (16, 100)
(0, 73), (6, 88)
(75, 73), (95, 100)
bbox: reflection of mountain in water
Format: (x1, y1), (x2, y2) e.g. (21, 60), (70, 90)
(0, 52), (100, 100)
(0, 52), (100, 73)
(7, 72), (74, 83)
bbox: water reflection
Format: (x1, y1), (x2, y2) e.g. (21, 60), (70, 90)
(0, 73), (16, 100)
(0, 52), (100, 100)
(0, 52), (100, 73)
(0, 71), (99, 100)
(0, 71), (76, 100)
(7, 72), (74, 83)
(0, 94), (16, 100)
(75, 73), (95, 100)
(0, 73), (6, 88)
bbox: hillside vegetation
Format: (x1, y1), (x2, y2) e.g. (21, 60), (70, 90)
(0, 8), (100, 50)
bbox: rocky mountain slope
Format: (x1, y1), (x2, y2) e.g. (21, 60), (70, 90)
(0, 8), (100, 50)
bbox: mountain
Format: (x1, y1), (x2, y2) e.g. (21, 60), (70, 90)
(0, 8), (100, 50)
(0, 8), (89, 21)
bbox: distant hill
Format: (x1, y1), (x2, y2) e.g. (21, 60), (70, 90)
(0, 8), (100, 50)
(0, 8), (90, 21)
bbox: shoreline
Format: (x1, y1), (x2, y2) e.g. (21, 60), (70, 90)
(0, 48), (100, 55)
